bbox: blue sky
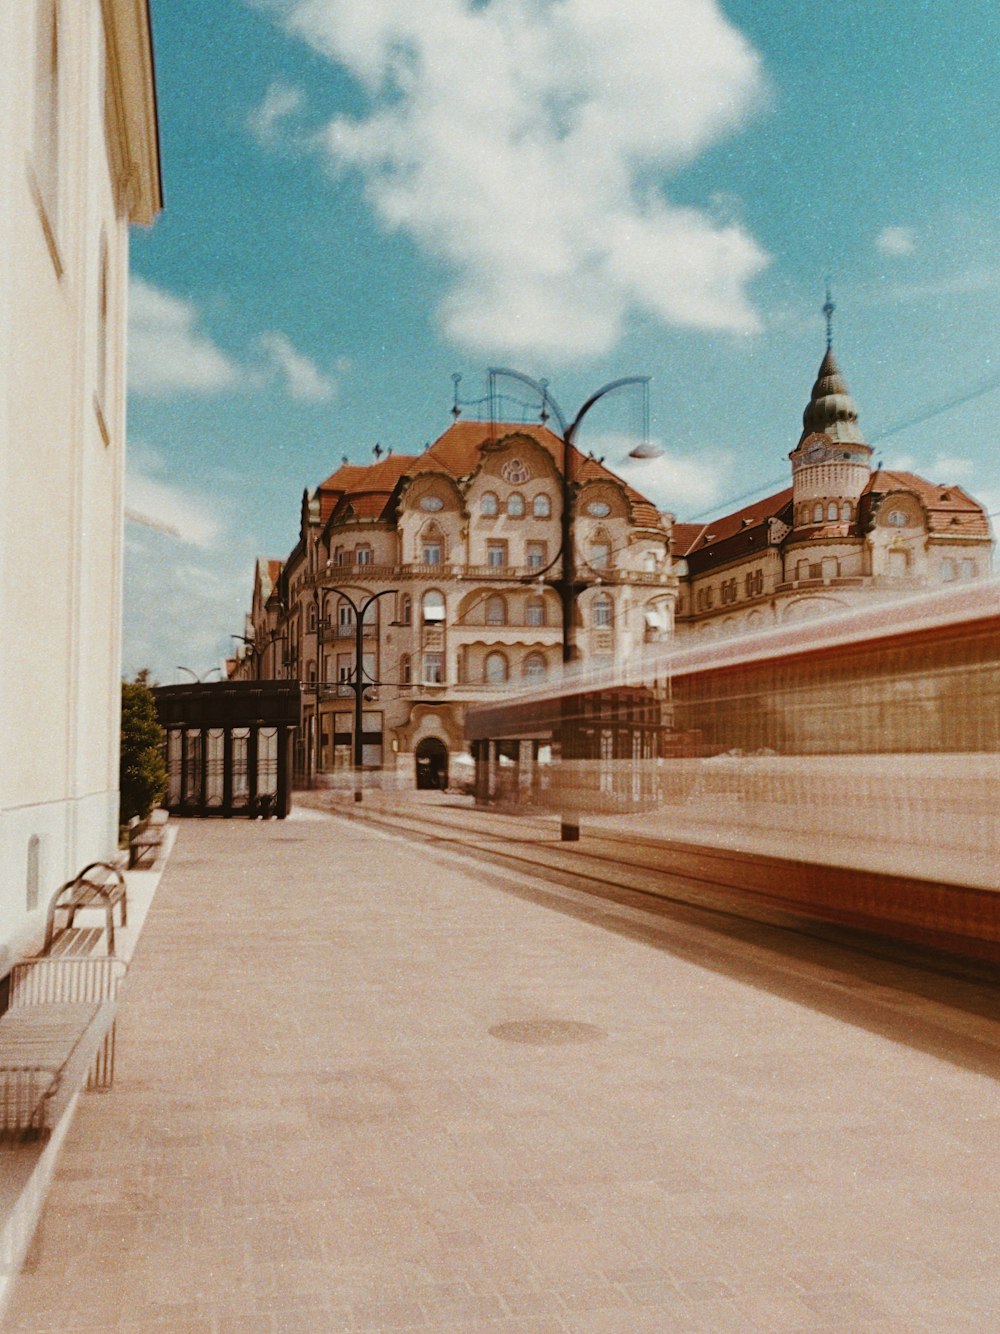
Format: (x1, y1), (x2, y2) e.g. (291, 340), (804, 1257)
(124, 0), (1000, 681)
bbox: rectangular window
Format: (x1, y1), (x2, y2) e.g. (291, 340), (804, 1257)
(942, 558), (955, 582)
(423, 653), (444, 683)
(338, 604), (353, 630)
(526, 601), (545, 627)
(356, 547), (372, 565)
(526, 541), (547, 568)
(960, 559), (976, 580)
(422, 543), (442, 565)
(487, 541), (507, 568)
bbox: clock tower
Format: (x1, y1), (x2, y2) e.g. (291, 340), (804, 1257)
(789, 304), (873, 528)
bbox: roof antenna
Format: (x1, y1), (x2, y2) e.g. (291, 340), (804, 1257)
(451, 372), (462, 419)
(822, 278), (835, 352)
(341, 454), (349, 465)
(373, 442), (383, 459)
(538, 378), (550, 425)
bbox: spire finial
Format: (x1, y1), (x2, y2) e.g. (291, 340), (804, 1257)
(451, 372), (462, 419)
(822, 279), (835, 352)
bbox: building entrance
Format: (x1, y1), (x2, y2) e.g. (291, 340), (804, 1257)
(415, 737), (448, 790)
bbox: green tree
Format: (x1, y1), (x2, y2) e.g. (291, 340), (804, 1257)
(119, 671), (167, 825)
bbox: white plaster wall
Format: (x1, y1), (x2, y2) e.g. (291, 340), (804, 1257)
(1, 2), (128, 966)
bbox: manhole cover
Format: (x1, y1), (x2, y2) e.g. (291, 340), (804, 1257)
(489, 1019), (607, 1046)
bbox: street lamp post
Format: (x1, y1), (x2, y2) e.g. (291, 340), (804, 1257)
(312, 585), (397, 801)
(487, 369), (658, 841)
(176, 666), (222, 683)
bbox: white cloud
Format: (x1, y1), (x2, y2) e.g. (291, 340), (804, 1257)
(125, 465), (221, 548)
(128, 278), (242, 395)
(258, 331), (336, 401)
(267, 0), (771, 361)
(875, 225), (917, 257)
(130, 278), (343, 403)
(248, 80), (306, 146)
(599, 433), (727, 512)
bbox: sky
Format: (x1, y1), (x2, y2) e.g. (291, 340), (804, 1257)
(124, 0), (1000, 682)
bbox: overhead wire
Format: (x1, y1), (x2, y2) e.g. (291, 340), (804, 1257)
(680, 371), (1000, 523)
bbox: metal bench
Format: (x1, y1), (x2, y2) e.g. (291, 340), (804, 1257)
(44, 862), (127, 956)
(0, 956), (127, 1140)
(128, 809), (167, 868)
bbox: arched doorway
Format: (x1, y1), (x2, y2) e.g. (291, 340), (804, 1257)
(415, 736), (449, 790)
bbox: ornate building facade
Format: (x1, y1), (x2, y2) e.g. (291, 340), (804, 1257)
(231, 420), (676, 788)
(672, 344), (993, 637)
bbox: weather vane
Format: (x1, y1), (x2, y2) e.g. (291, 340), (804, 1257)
(822, 279), (835, 352)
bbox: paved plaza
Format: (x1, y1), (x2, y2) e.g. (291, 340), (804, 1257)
(5, 809), (1000, 1331)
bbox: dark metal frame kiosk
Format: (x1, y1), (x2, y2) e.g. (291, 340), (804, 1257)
(155, 682), (300, 818)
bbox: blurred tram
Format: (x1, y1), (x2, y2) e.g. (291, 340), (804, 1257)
(466, 579), (1000, 958)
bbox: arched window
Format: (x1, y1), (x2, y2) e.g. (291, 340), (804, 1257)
(421, 524), (444, 565)
(526, 595), (546, 627)
(812, 502), (823, 523)
(523, 653), (546, 682)
(827, 501), (838, 521)
(507, 492), (525, 517)
(423, 590), (446, 623)
(481, 492), (498, 516)
(841, 502), (852, 522)
(400, 653), (411, 685)
(308, 603), (317, 631)
(484, 652), (508, 684)
(399, 593), (411, 625)
(532, 493), (551, 518)
(485, 595), (506, 626)
(593, 594), (613, 627)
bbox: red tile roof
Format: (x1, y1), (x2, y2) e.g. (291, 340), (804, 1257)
(672, 489), (793, 558)
(313, 421), (666, 532)
(862, 471), (992, 537)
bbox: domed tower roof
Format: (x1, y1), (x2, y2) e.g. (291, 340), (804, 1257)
(798, 347), (866, 445)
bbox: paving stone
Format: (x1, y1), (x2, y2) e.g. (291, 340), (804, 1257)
(3, 814), (1000, 1330)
